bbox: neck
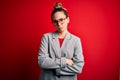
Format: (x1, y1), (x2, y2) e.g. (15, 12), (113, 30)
(57, 30), (68, 38)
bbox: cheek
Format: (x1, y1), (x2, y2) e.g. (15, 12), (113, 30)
(66, 18), (70, 23)
(55, 25), (59, 28)
(64, 22), (69, 27)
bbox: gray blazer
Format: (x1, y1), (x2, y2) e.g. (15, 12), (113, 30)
(38, 31), (84, 80)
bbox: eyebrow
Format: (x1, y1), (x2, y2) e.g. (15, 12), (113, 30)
(53, 17), (66, 21)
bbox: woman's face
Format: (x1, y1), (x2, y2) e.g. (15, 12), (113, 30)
(52, 11), (69, 32)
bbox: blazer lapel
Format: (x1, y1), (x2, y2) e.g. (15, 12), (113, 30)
(51, 31), (71, 58)
(60, 32), (71, 57)
(52, 32), (61, 58)
(61, 32), (71, 48)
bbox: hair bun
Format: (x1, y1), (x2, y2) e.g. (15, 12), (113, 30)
(54, 2), (63, 9)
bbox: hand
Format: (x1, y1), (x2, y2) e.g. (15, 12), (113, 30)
(66, 59), (74, 66)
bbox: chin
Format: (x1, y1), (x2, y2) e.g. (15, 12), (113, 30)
(57, 27), (66, 32)
(58, 29), (65, 32)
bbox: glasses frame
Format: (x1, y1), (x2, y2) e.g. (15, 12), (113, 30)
(52, 17), (67, 25)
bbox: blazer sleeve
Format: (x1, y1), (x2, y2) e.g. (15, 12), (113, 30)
(38, 34), (66, 69)
(59, 38), (84, 75)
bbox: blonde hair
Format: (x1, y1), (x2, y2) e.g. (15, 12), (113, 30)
(51, 2), (68, 20)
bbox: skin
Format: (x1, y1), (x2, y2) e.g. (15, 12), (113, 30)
(52, 11), (74, 65)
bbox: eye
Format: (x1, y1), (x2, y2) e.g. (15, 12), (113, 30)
(59, 18), (64, 22)
(53, 20), (58, 23)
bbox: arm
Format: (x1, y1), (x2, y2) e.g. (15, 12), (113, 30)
(38, 35), (66, 69)
(56, 38), (84, 75)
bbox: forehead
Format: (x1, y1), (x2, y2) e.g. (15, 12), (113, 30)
(52, 11), (66, 20)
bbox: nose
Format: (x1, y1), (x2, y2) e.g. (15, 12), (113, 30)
(56, 21), (61, 26)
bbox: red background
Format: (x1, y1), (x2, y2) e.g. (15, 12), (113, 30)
(0, 0), (119, 80)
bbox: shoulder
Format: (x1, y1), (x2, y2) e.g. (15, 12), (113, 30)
(69, 33), (82, 47)
(70, 33), (81, 41)
(41, 32), (54, 42)
(42, 32), (54, 37)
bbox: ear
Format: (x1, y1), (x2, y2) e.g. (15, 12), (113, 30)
(66, 17), (70, 23)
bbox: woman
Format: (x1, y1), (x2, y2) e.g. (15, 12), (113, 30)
(38, 2), (84, 80)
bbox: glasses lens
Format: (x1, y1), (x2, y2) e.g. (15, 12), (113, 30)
(59, 18), (64, 22)
(53, 18), (66, 24)
(53, 20), (57, 24)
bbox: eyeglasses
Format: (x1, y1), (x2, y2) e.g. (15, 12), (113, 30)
(52, 17), (67, 25)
